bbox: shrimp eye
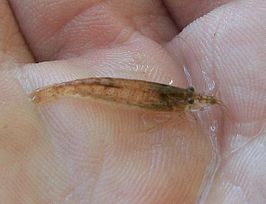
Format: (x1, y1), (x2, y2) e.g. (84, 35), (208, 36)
(187, 86), (195, 93)
(187, 97), (194, 104)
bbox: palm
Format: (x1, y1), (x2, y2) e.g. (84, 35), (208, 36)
(1, 0), (265, 203)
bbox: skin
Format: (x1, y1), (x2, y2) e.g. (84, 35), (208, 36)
(0, 0), (265, 203)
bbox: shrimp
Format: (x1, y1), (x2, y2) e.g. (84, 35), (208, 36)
(30, 77), (221, 112)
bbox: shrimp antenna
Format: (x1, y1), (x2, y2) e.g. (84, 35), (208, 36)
(215, 97), (234, 123)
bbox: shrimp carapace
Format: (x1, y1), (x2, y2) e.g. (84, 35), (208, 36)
(31, 77), (220, 112)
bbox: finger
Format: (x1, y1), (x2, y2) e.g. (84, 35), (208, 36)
(0, 0), (33, 65)
(164, 1), (266, 186)
(197, 1), (266, 202)
(165, 0), (266, 121)
(164, 0), (266, 203)
(9, 0), (178, 60)
(163, 0), (230, 28)
(164, 0), (231, 94)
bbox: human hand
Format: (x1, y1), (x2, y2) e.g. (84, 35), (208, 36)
(1, 0), (265, 203)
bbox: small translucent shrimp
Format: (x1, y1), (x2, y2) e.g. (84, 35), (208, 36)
(30, 77), (221, 112)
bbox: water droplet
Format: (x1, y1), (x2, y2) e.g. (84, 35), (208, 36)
(210, 125), (216, 132)
(168, 79), (173, 85)
(209, 120), (219, 134)
(183, 65), (193, 86)
(201, 70), (216, 92)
